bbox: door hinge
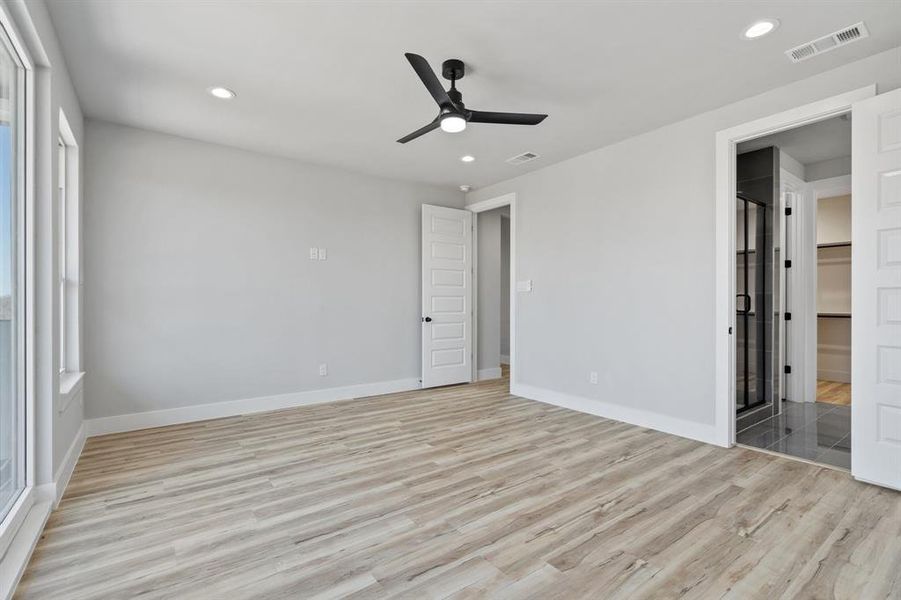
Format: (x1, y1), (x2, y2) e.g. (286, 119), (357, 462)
(784, 259), (792, 268)
(785, 207), (792, 216)
(784, 365), (792, 374)
(785, 312), (792, 320)
(728, 326), (733, 335)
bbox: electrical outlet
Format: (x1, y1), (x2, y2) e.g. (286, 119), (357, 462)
(589, 371), (598, 384)
(318, 248), (327, 260)
(319, 363), (328, 376)
(309, 247), (319, 260)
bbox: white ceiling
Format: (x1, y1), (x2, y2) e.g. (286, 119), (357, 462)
(47, 1), (901, 189)
(738, 114), (851, 164)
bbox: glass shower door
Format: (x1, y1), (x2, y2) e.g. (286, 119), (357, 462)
(736, 195), (766, 413)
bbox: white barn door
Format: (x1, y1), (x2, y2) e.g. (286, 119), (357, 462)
(852, 88), (901, 490)
(421, 205), (473, 388)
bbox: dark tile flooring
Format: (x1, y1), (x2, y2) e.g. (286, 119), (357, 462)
(736, 401), (851, 470)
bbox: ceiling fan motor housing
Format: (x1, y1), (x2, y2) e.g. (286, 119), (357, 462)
(441, 59), (465, 81)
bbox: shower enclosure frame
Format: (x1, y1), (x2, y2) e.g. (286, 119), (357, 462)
(735, 193), (767, 415)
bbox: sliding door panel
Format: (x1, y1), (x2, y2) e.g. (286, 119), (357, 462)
(0, 26), (24, 522)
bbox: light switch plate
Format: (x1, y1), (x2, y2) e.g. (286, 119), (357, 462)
(589, 371), (598, 384)
(516, 280), (533, 292)
(309, 247), (319, 260)
(319, 363), (328, 376)
(318, 248), (327, 260)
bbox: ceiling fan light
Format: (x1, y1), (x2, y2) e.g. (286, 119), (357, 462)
(440, 113), (467, 133)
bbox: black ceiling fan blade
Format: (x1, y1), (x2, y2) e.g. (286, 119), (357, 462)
(405, 53), (453, 108)
(469, 111), (548, 125)
(397, 119), (440, 144)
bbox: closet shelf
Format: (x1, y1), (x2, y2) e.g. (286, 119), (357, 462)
(817, 241), (851, 249)
(818, 313), (851, 319)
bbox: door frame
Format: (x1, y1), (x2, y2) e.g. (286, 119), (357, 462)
(468, 193), (516, 387)
(779, 167), (811, 405)
(714, 86), (874, 448)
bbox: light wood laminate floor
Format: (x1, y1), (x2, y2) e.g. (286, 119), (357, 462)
(817, 379), (852, 406)
(16, 375), (901, 599)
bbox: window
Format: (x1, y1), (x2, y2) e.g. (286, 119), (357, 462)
(0, 18), (26, 526)
(58, 139), (65, 373)
(57, 111), (81, 388)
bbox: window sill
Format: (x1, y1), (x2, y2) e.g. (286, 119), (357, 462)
(58, 371), (85, 414)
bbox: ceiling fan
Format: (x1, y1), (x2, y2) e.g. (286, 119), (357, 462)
(397, 53), (548, 144)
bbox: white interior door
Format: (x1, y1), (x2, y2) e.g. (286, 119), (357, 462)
(421, 204), (473, 388)
(852, 88), (901, 490)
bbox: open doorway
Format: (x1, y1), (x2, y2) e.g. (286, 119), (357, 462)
(468, 193), (516, 393)
(717, 86), (901, 491)
(733, 113), (852, 470)
(475, 205), (511, 390)
(420, 193), (516, 391)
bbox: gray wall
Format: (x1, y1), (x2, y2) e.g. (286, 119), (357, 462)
(465, 48), (901, 429)
(477, 209), (501, 372)
(84, 121), (462, 419)
(500, 216), (510, 359)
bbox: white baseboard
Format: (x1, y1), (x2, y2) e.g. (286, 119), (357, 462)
(85, 378), (422, 437)
(49, 424), (85, 508)
(817, 369), (851, 383)
(510, 383), (719, 446)
(500, 355), (510, 364)
(478, 367), (502, 381)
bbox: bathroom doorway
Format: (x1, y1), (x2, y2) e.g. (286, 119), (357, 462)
(733, 114), (852, 470)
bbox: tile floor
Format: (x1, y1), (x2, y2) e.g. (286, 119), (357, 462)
(736, 400), (851, 470)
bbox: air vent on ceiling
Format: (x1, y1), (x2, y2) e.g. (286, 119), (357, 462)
(506, 151), (540, 165)
(786, 22), (869, 63)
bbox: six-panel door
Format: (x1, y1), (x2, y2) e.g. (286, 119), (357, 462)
(421, 205), (473, 388)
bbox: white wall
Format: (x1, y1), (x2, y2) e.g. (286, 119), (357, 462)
(477, 209), (501, 373)
(465, 48), (901, 439)
(780, 150), (806, 181)
(818, 319), (851, 383)
(806, 155), (852, 181)
(816, 193), (851, 383)
(817, 194), (852, 244)
(84, 121), (462, 421)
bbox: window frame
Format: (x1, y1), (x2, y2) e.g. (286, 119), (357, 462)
(57, 109), (82, 409)
(0, 1), (36, 560)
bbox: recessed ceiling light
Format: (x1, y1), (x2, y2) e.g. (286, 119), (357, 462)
(208, 86), (236, 99)
(743, 19), (779, 39)
(460, 155), (475, 163)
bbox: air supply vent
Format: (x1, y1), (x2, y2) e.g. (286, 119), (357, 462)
(786, 22), (869, 63)
(506, 151), (540, 165)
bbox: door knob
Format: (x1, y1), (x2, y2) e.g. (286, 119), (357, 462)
(423, 317), (432, 322)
